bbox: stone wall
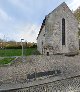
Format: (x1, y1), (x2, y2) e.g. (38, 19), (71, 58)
(3, 75), (80, 92)
(45, 2), (79, 54)
(37, 26), (45, 54)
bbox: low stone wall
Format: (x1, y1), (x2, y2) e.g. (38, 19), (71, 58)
(2, 75), (80, 92)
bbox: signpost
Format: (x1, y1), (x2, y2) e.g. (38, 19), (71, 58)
(21, 39), (24, 62)
(21, 39), (24, 57)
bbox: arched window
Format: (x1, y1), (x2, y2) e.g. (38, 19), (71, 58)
(42, 41), (43, 45)
(62, 18), (65, 45)
(42, 41), (43, 54)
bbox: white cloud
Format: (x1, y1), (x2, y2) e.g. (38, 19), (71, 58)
(18, 24), (40, 42)
(0, 8), (12, 21)
(0, 33), (4, 39)
(68, 0), (80, 10)
(0, 5), (40, 42)
(8, 0), (27, 10)
(7, 24), (40, 42)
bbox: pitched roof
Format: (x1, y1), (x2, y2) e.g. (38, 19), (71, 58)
(37, 2), (67, 39)
(37, 2), (78, 39)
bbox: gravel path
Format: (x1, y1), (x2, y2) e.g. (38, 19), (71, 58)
(0, 55), (80, 84)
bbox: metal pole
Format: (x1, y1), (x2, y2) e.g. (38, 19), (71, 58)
(21, 39), (24, 62)
(25, 40), (27, 56)
(21, 39), (24, 57)
(4, 35), (6, 56)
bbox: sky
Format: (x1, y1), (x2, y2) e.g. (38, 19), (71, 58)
(0, 0), (80, 42)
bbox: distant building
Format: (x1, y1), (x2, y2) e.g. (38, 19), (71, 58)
(37, 2), (79, 55)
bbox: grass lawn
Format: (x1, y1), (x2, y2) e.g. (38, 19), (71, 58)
(0, 57), (15, 65)
(0, 48), (38, 57)
(0, 48), (40, 65)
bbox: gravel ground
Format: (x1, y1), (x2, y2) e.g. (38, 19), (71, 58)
(0, 54), (80, 84)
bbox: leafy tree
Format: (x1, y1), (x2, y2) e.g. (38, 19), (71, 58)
(74, 7), (80, 22)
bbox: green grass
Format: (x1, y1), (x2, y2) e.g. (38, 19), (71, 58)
(0, 58), (15, 65)
(0, 48), (39, 65)
(0, 48), (37, 57)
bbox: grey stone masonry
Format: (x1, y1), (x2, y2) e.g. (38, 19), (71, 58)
(1, 75), (80, 92)
(37, 2), (79, 55)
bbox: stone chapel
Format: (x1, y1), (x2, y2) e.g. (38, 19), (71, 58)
(37, 2), (79, 55)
